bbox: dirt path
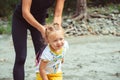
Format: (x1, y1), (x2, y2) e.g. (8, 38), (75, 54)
(0, 35), (120, 80)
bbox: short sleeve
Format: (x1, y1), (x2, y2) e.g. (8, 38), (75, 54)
(40, 46), (52, 61)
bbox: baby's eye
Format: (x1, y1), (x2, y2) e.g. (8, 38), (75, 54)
(60, 38), (64, 41)
(53, 39), (58, 42)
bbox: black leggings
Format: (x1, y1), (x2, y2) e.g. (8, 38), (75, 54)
(12, 13), (46, 80)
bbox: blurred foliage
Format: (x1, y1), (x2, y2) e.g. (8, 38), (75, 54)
(87, 0), (120, 7)
(0, 25), (11, 34)
(0, 0), (120, 17)
(0, 0), (120, 34)
(0, 15), (12, 34)
(0, 0), (18, 17)
(63, 0), (120, 15)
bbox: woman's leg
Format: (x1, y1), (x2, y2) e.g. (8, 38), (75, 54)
(29, 26), (46, 55)
(29, 15), (47, 56)
(12, 15), (27, 80)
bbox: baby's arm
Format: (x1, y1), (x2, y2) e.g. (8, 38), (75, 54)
(39, 59), (49, 80)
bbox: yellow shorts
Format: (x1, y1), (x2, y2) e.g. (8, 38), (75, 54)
(36, 72), (62, 80)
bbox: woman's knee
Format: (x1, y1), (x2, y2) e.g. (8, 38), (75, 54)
(15, 56), (26, 65)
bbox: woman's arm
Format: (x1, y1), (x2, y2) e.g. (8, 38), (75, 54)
(53, 0), (65, 26)
(40, 60), (48, 80)
(22, 0), (45, 37)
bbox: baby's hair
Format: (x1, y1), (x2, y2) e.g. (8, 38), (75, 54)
(45, 23), (64, 38)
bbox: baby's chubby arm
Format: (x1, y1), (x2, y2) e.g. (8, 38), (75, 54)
(39, 59), (49, 80)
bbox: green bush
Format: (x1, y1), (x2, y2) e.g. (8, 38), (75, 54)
(0, 26), (5, 34)
(0, 25), (11, 34)
(118, 4), (120, 12)
(0, 0), (18, 17)
(0, 15), (12, 34)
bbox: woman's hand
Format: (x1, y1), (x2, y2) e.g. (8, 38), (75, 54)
(40, 26), (47, 44)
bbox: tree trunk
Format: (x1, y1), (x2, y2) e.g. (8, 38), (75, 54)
(72, 0), (87, 21)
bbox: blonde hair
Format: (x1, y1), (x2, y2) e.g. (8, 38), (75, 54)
(45, 23), (64, 39)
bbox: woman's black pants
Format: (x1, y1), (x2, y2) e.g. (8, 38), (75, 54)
(12, 13), (46, 80)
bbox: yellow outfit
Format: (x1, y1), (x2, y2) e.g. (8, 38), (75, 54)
(36, 47), (63, 80)
(35, 41), (69, 80)
(36, 72), (62, 80)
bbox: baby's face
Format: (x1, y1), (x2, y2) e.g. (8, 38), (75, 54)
(47, 30), (64, 51)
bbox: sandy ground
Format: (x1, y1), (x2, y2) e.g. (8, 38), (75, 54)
(0, 35), (120, 80)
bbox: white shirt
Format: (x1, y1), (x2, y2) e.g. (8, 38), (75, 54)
(35, 41), (69, 74)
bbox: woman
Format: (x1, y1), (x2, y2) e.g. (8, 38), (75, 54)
(12, 0), (65, 80)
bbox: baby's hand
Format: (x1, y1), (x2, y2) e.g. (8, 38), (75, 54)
(61, 58), (64, 63)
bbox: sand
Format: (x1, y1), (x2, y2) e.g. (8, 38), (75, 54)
(0, 35), (120, 80)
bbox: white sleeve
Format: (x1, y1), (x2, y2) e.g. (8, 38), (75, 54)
(40, 46), (52, 61)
